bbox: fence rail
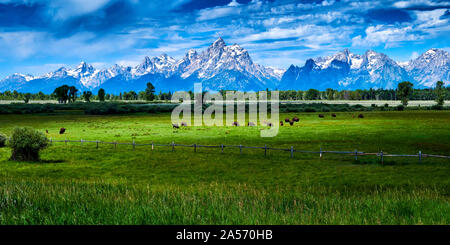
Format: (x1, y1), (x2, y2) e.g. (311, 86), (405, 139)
(49, 138), (450, 164)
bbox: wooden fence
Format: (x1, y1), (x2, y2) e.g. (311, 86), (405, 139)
(50, 138), (449, 164)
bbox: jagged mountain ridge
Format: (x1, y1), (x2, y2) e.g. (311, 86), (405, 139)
(278, 48), (445, 90)
(405, 48), (450, 87)
(0, 38), (283, 94)
(0, 39), (448, 93)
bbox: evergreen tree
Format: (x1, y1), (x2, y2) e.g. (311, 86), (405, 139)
(397, 81), (414, 106)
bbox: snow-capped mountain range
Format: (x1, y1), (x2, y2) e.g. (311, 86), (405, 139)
(279, 48), (449, 90)
(0, 38), (448, 94)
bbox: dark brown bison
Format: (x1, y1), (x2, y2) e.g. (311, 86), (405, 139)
(59, 128), (65, 134)
(247, 122), (255, 126)
(172, 123), (179, 129)
(358, 114), (364, 118)
(289, 121), (294, 126)
(331, 113), (336, 117)
(267, 122), (273, 127)
(292, 116), (299, 122)
(181, 122), (187, 126)
(318, 114), (324, 118)
(232, 121), (240, 126)
(46, 130), (49, 134)
(284, 118), (290, 122)
(280, 121), (284, 126)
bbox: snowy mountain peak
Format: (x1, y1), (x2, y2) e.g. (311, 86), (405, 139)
(186, 49), (198, 59)
(212, 37), (226, 48)
(314, 49), (363, 69)
(143, 56), (151, 63)
(407, 48), (450, 86)
(75, 61), (94, 74)
(425, 48), (439, 55)
(4, 73), (35, 82)
(156, 53), (176, 62)
(418, 48), (448, 62)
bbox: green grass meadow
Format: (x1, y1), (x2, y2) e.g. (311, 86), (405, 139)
(0, 110), (449, 224)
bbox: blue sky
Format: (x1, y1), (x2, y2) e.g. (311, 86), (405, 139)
(0, 0), (449, 78)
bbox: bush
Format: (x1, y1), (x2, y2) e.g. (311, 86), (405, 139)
(8, 127), (49, 161)
(431, 104), (443, 110)
(0, 133), (6, 147)
(397, 105), (404, 111)
(304, 107), (316, 112)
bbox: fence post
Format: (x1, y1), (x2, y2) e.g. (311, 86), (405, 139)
(419, 150), (422, 163)
(291, 146), (293, 158)
(221, 144), (224, 153)
(65, 137), (67, 146)
(81, 139), (83, 146)
(96, 141), (99, 149)
(172, 142), (175, 152)
(355, 149), (358, 160)
(239, 144), (242, 154)
(133, 140), (135, 150)
(114, 142), (117, 149)
(50, 138), (52, 143)
(320, 147), (323, 159)
(380, 150), (383, 165)
(194, 144), (196, 152)
(151, 141), (154, 150)
(264, 144), (267, 157)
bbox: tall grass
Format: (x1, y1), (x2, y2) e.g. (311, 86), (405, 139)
(0, 179), (448, 225)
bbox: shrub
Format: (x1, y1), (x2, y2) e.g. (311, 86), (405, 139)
(397, 105), (404, 111)
(0, 133), (7, 147)
(431, 104), (443, 110)
(304, 107), (316, 112)
(8, 127), (49, 161)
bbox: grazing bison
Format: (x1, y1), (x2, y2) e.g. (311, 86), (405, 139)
(172, 123), (179, 129)
(331, 113), (336, 117)
(232, 121), (240, 126)
(358, 114), (364, 118)
(280, 121), (284, 126)
(181, 122), (187, 127)
(46, 130), (49, 134)
(292, 116), (299, 122)
(284, 118), (290, 122)
(289, 120), (294, 126)
(59, 128), (65, 134)
(247, 122), (255, 126)
(318, 114), (325, 118)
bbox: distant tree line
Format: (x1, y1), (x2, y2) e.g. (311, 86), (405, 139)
(277, 84), (449, 101)
(0, 81), (448, 104)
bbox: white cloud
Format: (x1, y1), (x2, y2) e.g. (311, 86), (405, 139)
(196, 1), (242, 21)
(53, 0), (111, 19)
(0, 31), (136, 60)
(352, 25), (419, 48)
(393, 0), (450, 8)
(414, 9), (448, 29)
(0, 32), (39, 58)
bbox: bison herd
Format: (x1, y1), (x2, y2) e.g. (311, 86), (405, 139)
(171, 113), (365, 129)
